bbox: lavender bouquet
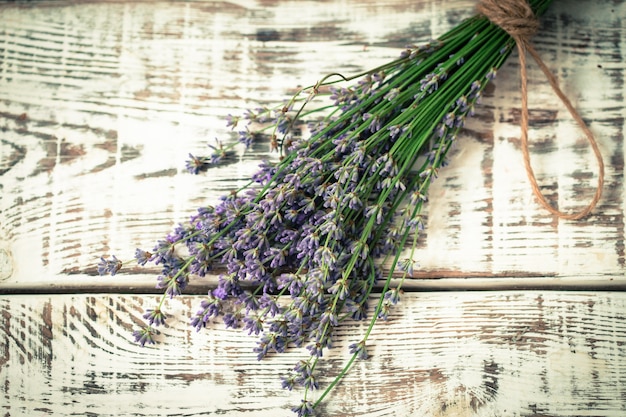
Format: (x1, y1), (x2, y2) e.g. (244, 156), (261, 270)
(97, 0), (571, 415)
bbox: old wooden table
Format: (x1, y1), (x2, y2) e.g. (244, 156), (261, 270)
(1, 1), (625, 416)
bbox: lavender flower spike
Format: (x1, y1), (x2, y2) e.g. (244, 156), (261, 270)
(97, 255), (122, 276)
(115, 0), (556, 414)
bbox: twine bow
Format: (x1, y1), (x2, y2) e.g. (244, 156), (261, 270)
(477, 0), (604, 220)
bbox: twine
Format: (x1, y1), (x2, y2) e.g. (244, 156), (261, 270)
(477, 0), (604, 220)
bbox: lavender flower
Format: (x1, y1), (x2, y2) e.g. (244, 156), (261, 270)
(291, 400), (315, 417)
(103, 0), (556, 413)
(97, 255), (121, 276)
(143, 308), (167, 326)
(397, 258), (417, 277)
(134, 248), (152, 266)
(225, 114), (240, 129)
(348, 340), (368, 360)
(185, 153), (208, 174)
(132, 326), (157, 347)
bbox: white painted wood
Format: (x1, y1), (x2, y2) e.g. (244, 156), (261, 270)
(0, 1), (625, 416)
(0, 0), (623, 289)
(1, 292), (625, 416)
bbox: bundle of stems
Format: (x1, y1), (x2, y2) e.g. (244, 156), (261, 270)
(99, 1), (553, 415)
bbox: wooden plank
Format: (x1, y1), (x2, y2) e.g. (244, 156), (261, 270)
(1, 292), (625, 416)
(0, 1), (624, 290)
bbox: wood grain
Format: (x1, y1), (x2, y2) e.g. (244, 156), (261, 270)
(0, 0), (623, 290)
(1, 292), (625, 416)
(0, 1), (625, 415)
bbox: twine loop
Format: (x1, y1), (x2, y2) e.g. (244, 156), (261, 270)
(477, 0), (604, 220)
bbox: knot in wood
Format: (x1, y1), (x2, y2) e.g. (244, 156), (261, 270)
(477, 0), (539, 41)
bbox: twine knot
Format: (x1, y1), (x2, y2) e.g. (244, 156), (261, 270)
(477, 0), (604, 220)
(477, 0), (539, 40)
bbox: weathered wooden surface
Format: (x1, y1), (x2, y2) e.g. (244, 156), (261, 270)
(1, 0), (625, 416)
(2, 292), (626, 416)
(0, 0), (623, 288)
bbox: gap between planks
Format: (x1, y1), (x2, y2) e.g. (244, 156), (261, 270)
(1, 275), (624, 295)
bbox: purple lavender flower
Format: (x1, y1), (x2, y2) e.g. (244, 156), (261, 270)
(254, 332), (286, 360)
(384, 288), (402, 305)
(191, 295), (222, 331)
(383, 87), (400, 101)
(156, 274), (187, 299)
(238, 129), (255, 148)
(456, 95), (468, 111)
(143, 308), (167, 326)
(348, 340), (368, 360)
(486, 67), (498, 80)
(225, 114), (240, 129)
(397, 258), (417, 277)
(443, 112), (456, 128)
(134, 248), (152, 266)
(281, 374), (297, 391)
(420, 72), (440, 93)
(243, 314), (264, 336)
(132, 326), (157, 347)
(97, 255), (122, 276)
(223, 313), (241, 329)
(150, 236), (177, 265)
(206, 139), (233, 164)
(185, 153), (208, 174)
(291, 400), (315, 417)
(123, 6), (547, 413)
(327, 278), (349, 300)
